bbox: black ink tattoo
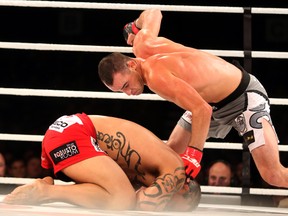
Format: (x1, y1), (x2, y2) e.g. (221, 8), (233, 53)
(137, 167), (186, 210)
(97, 131), (145, 180)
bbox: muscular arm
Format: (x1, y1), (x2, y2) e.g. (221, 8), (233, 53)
(136, 167), (185, 211)
(132, 9), (197, 59)
(164, 80), (211, 151)
(145, 60), (212, 151)
(135, 9), (162, 38)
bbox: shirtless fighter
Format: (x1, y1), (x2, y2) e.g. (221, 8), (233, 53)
(3, 113), (200, 211)
(98, 9), (288, 188)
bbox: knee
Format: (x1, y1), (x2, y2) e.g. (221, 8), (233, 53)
(259, 168), (281, 187)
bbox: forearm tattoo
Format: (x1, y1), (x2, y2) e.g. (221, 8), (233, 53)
(97, 131), (145, 180)
(97, 130), (186, 210)
(138, 167), (186, 210)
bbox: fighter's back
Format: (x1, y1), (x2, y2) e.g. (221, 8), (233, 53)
(89, 115), (183, 186)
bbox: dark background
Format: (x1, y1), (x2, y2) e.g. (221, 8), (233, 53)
(0, 0), (287, 187)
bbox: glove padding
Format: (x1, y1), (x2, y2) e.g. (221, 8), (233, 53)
(180, 146), (203, 179)
(123, 21), (140, 42)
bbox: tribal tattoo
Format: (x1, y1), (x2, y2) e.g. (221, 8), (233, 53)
(137, 167), (186, 210)
(97, 130), (145, 180)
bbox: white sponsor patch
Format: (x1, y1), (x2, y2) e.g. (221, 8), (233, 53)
(49, 115), (83, 133)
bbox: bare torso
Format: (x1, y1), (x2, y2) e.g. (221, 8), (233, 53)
(134, 33), (242, 104)
(141, 51), (242, 104)
(89, 115), (182, 187)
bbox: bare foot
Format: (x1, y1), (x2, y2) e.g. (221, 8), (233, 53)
(3, 176), (54, 205)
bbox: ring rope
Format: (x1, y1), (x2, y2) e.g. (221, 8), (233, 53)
(0, 87), (165, 101)
(0, 42), (132, 54)
(0, 176), (287, 196)
(1, 87), (288, 106)
(0, 177), (73, 185)
(1, 133), (288, 152)
(0, 42), (288, 59)
(1, 0), (288, 15)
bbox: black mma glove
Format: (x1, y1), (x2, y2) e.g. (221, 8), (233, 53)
(123, 21), (140, 42)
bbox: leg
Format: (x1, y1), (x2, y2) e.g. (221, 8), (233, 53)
(4, 156), (136, 210)
(3, 176), (55, 205)
(251, 119), (288, 187)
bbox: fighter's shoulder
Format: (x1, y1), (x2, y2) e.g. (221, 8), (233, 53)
(145, 52), (182, 63)
(141, 54), (167, 71)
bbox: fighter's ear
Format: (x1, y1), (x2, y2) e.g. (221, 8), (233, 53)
(126, 59), (137, 69)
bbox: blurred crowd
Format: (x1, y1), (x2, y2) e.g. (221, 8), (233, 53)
(0, 150), (51, 179)
(194, 157), (288, 208)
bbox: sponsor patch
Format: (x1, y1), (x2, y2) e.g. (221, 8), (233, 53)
(243, 130), (255, 145)
(49, 115), (83, 133)
(50, 141), (79, 165)
(91, 137), (105, 153)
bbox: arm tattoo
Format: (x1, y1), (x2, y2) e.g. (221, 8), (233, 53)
(97, 130), (145, 179)
(138, 167), (186, 210)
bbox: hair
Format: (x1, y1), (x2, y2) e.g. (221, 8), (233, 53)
(208, 159), (232, 173)
(98, 52), (132, 86)
(206, 159), (233, 186)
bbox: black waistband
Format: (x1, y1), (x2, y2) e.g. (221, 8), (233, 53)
(209, 68), (250, 110)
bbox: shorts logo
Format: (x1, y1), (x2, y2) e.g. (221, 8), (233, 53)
(235, 114), (247, 134)
(50, 141), (79, 165)
(49, 115), (83, 133)
(182, 111), (192, 124)
(249, 103), (270, 129)
(91, 137), (105, 153)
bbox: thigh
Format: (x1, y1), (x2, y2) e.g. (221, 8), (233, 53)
(251, 119), (281, 172)
(62, 156), (134, 195)
(233, 91), (276, 151)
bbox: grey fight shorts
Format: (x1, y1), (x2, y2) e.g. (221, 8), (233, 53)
(178, 73), (279, 152)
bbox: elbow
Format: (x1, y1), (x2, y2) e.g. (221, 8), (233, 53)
(150, 8), (162, 18)
(194, 102), (212, 122)
(156, 9), (163, 20)
(205, 103), (213, 116)
(199, 102), (212, 118)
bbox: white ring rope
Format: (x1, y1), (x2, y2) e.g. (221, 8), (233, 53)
(0, 87), (165, 101)
(0, 177), (73, 185)
(1, 133), (288, 152)
(0, 1), (248, 13)
(0, 176), (287, 197)
(200, 204), (288, 214)
(1, 42), (288, 59)
(0, 2), (287, 59)
(0, 42), (132, 54)
(1, 87), (288, 106)
(1, 0), (288, 15)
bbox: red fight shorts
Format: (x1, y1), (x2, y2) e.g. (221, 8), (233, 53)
(41, 113), (107, 175)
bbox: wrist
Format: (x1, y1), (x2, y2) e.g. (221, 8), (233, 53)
(186, 146), (203, 163)
(134, 19), (140, 29)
